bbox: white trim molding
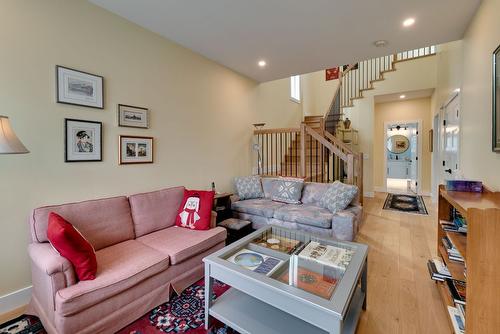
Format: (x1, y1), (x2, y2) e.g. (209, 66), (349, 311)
(0, 286), (32, 315)
(363, 191), (375, 198)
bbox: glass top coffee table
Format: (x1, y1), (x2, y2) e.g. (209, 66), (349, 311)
(203, 225), (368, 334)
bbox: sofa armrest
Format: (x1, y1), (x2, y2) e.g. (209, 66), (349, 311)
(29, 243), (77, 311)
(230, 194), (240, 204)
(331, 205), (363, 241)
(210, 211), (217, 229)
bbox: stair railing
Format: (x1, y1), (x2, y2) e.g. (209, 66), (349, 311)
(324, 46), (436, 135)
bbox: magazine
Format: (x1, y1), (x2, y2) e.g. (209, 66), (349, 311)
(226, 248), (283, 276)
(278, 266), (337, 299)
(447, 306), (465, 334)
(298, 241), (354, 270)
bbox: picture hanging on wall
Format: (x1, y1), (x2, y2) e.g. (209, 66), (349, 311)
(56, 66), (104, 109)
(118, 104), (149, 128)
(119, 135), (153, 164)
(493, 44), (500, 152)
(65, 118), (102, 162)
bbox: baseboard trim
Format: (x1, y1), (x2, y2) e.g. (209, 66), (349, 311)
(0, 286), (32, 316)
(364, 191), (375, 198)
(373, 186), (386, 193)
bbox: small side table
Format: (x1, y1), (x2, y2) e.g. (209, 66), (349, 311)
(218, 218), (253, 244)
(213, 193), (233, 224)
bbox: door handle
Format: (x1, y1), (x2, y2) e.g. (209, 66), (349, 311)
(444, 169), (452, 174)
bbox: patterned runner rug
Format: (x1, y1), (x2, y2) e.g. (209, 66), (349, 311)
(0, 279), (237, 334)
(383, 193), (428, 215)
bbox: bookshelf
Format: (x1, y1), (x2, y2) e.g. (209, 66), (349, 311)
(436, 184), (500, 334)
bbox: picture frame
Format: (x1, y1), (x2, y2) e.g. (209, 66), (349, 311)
(493, 44), (500, 152)
(118, 104), (149, 128)
(56, 66), (104, 109)
(429, 129), (434, 152)
(119, 135), (153, 164)
(65, 119), (102, 162)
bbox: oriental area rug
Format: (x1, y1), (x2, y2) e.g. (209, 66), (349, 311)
(383, 193), (428, 215)
(0, 280), (237, 334)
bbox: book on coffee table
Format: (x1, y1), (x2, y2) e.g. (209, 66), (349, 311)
(298, 241), (354, 270)
(277, 266), (337, 299)
(226, 248), (283, 276)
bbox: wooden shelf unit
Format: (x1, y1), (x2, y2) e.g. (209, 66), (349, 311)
(437, 184), (500, 334)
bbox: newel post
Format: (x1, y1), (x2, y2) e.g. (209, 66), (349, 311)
(346, 153), (354, 184)
(300, 123), (306, 178)
(357, 152), (364, 205)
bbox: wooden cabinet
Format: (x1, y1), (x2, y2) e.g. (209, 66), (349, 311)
(436, 185), (500, 334)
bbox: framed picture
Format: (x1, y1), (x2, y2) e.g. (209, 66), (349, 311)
(65, 119), (102, 162)
(118, 104), (149, 128)
(56, 66), (104, 109)
(493, 44), (500, 152)
(325, 67), (339, 81)
(119, 135), (153, 164)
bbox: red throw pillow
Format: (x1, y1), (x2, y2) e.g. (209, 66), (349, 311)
(175, 190), (215, 230)
(47, 212), (97, 281)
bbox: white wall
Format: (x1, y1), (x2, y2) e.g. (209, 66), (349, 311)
(0, 0), (274, 300)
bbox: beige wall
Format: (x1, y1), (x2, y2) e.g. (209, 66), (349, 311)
(374, 98), (433, 193)
(344, 56), (437, 195)
(301, 71), (339, 117)
(0, 0), (275, 297)
(458, 0), (500, 190)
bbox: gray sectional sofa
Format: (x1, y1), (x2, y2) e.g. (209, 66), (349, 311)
(231, 178), (363, 241)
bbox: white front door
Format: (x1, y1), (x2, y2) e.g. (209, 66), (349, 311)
(441, 95), (460, 181)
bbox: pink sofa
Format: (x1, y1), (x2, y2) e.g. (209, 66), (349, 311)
(27, 186), (227, 334)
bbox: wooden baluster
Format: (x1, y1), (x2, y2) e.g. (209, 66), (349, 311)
(300, 125), (305, 178)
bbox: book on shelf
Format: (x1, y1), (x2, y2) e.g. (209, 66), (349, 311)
(441, 236), (465, 263)
(251, 234), (303, 255)
(226, 248), (283, 276)
(427, 258), (452, 281)
(447, 306), (465, 334)
(298, 241), (354, 270)
(446, 278), (466, 305)
(456, 303), (466, 326)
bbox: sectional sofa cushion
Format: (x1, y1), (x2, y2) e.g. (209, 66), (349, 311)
(273, 204), (333, 229)
(55, 240), (169, 316)
(136, 226), (227, 265)
(319, 181), (359, 214)
(301, 182), (330, 204)
(47, 212), (97, 281)
(261, 177), (279, 198)
(231, 198), (285, 218)
(234, 176), (264, 200)
(128, 186), (185, 237)
(31, 196), (134, 251)
(270, 177), (305, 204)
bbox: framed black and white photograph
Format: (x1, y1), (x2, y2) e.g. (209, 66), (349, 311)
(118, 104), (149, 128)
(65, 119), (102, 162)
(119, 135), (153, 164)
(56, 66), (104, 109)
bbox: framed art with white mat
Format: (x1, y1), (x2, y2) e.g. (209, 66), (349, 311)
(56, 66), (104, 109)
(119, 135), (153, 164)
(118, 104), (149, 128)
(65, 119), (102, 162)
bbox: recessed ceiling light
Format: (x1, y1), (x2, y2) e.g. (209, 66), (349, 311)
(400, 95), (406, 99)
(374, 40), (388, 47)
(258, 60), (267, 67)
(403, 18), (415, 27)
(454, 88), (461, 93)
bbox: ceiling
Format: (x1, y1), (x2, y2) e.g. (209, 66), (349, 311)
(88, 0), (480, 82)
(374, 88), (435, 103)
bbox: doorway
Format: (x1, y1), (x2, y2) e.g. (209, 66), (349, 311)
(384, 121), (421, 194)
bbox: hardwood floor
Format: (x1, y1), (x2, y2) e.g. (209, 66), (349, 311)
(355, 193), (451, 334)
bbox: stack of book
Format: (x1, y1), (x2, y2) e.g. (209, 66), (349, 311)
(440, 218), (467, 234)
(442, 236), (465, 263)
(427, 258), (452, 281)
(446, 278), (466, 306)
(298, 241), (354, 271)
(448, 306), (465, 334)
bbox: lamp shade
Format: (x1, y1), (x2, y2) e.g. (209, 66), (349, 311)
(0, 115), (29, 154)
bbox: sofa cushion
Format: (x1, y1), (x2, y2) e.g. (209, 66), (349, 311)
(301, 182), (330, 205)
(47, 212), (97, 281)
(234, 176), (264, 200)
(175, 190), (214, 230)
(319, 181), (359, 214)
(129, 186), (185, 237)
(261, 177), (279, 198)
(136, 226), (227, 265)
(273, 204), (333, 229)
(232, 199), (285, 218)
(270, 177), (304, 204)
(55, 240), (169, 316)
(31, 196), (135, 251)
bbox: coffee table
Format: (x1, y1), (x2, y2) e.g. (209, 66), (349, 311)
(203, 225), (368, 334)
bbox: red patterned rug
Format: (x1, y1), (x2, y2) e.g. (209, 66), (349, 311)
(0, 279), (236, 334)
